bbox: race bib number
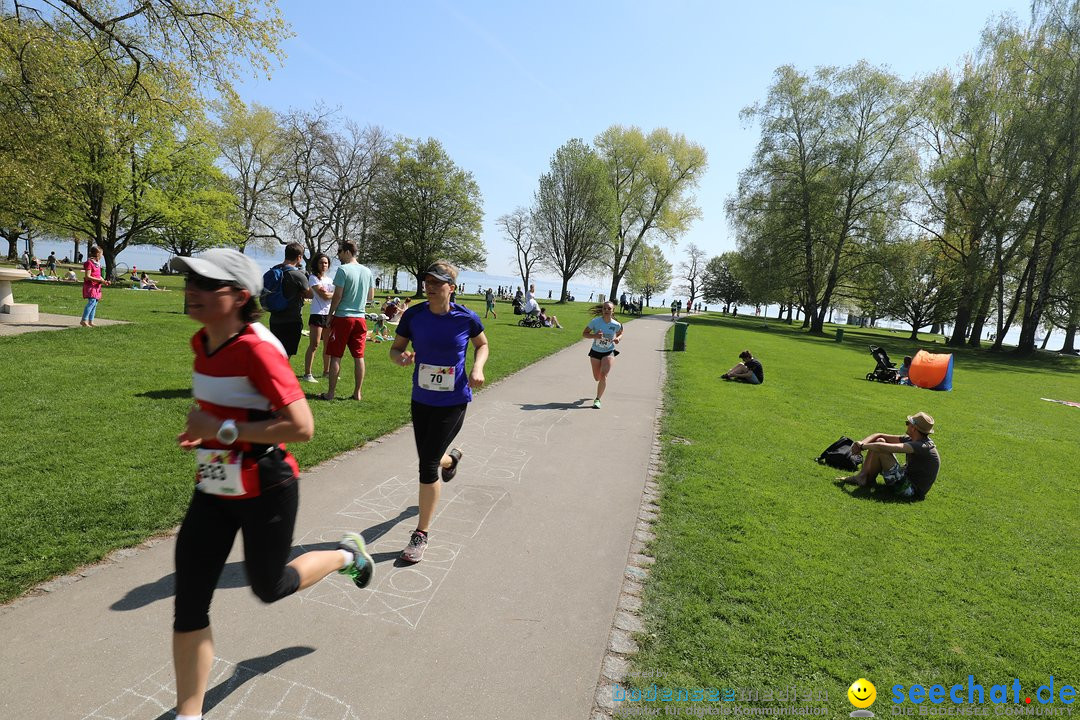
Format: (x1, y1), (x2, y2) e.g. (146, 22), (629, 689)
(419, 363), (455, 391)
(596, 334), (614, 349)
(196, 449), (244, 496)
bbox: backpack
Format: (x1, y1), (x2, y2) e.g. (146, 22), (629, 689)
(260, 265), (290, 312)
(816, 436), (863, 472)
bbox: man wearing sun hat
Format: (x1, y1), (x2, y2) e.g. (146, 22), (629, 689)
(838, 412), (941, 500)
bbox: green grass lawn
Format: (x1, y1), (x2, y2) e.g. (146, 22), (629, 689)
(628, 313), (1079, 713)
(0, 275), (605, 602)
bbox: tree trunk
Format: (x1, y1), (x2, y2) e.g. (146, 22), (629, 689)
(559, 277), (569, 305)
(930, 322), (941, 335)
(1041, 328), (1052, 350)
(967, 283), (996, 348)
(949, 303), (972, 346)
(1059, 323), (1077, 354)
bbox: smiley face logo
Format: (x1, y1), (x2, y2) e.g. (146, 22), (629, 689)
(848, 678), (877, 709)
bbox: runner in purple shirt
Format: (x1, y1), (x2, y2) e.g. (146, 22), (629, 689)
(389, 260), (489, 563)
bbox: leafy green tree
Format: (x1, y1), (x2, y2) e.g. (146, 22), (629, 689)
(912, 25), (1035, 348)
(44, 63), (211, 277)
(623, 243), (672, 307)
(370, 137), (484, 295)
(142, 132), (244, 256)
(872, 239), (959, 340)
(3, 0), (289, 100)
(595, 125), (706, 300)
(0, 17), (81, 259)
(732, 62), (915, 334)
(532, 139), (615, 303)
(701, 252), (746, 309)
(1012, 0), (1080, 351)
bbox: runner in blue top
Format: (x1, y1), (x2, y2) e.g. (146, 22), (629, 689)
(583, 301), (624, 409)
(390, 260), (489, 563)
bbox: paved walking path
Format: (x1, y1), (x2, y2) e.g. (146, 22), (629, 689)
(0, 315), (672, 720)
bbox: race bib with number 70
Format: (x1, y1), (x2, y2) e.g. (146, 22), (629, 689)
(418, 363), (455, 391)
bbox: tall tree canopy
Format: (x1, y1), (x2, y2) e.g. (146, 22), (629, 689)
(623, 243), (672, 307)
(532, 138), (615, 303)
(730, 62), (915, 333)
(595, 125), (706, 301)
(371, 137), (485, 294)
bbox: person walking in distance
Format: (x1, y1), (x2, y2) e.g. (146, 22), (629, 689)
(584, 301), (623, 409)
(168, 249), (372, 720)
(389, 260), (489, 563)
(320, 240), (374, 401)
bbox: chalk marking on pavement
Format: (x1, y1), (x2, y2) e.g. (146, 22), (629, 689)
(81, 657), (361, 720)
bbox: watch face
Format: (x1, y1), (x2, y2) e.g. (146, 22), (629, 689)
(218, 422), (238, 444)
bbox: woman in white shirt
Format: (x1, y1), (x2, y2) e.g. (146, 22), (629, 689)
(302, 252), (335, 382)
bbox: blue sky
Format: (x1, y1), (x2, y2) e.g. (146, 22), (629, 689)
(233, 0), (1033, 282)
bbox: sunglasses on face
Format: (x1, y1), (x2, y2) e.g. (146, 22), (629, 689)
(185, 275), (237, 292)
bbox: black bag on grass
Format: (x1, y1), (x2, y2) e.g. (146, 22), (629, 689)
(817, 436), (863, 471)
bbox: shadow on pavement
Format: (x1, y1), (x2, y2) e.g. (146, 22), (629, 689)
(111, 508), (420, 611)
(518, 399), (589, 411)
(150, 645), (316, 720)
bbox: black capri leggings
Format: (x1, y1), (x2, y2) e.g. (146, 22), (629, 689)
(174, 481), (301, 632)
(411, 400), (468, 484)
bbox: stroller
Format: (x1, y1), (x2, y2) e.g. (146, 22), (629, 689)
(865, 345), (900, 383)
(518, 310), (544, 328)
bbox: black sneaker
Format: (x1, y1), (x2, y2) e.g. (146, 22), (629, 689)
(337, 532), (374, 589)
(441, 448), (463, 482)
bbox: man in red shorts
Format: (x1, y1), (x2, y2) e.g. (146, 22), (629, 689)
(321, 240), (375, 401)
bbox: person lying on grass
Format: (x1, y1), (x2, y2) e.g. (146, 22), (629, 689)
(837, 412), (940, 500)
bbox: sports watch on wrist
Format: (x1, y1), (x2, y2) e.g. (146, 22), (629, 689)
(216, 419), (239, 445)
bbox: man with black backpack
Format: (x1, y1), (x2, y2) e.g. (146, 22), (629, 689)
(263, 242), (313, 357)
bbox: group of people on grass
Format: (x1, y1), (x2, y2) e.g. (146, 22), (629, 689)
(716, 345), (939, 500)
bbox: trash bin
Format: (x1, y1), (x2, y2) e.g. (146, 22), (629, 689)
(673, 322), (688, 351)
(835, 328), (845, 343)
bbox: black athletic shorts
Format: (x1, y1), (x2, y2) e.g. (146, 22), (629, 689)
(308, 313), (331, 329)
(588, 348), (620, 360)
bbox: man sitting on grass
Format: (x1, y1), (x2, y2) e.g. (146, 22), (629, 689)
(838, 412), (940, 500)
(721, 350), (764, 384)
